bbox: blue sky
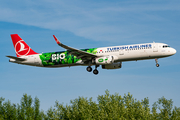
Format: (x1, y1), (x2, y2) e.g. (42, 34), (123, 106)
(0, 0), (180, 111)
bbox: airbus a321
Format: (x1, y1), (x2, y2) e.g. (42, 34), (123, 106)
(7, 34), (176, 75)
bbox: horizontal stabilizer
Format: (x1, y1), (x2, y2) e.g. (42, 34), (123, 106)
(6, 56), (26, 61)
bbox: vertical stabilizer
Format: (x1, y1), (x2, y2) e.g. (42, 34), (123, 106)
(11, 34), (38, 57)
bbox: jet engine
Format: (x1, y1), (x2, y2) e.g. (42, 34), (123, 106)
(102, 62), (122, 69)
(93, 56), (114, 65)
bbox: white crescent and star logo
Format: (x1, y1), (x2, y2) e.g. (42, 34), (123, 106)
(15, 40), (30, 56)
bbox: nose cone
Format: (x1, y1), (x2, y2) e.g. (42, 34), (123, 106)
(172, 48), (176, 55)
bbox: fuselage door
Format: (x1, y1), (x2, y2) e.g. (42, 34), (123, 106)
(153, 43), (158, 52)
(119, 49), (125, 55)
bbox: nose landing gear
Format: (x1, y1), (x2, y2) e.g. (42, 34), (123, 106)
(155, 59), (160, 67)
(156, 63), (160, 67)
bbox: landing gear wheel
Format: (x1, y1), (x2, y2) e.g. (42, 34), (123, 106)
(86, 66), (92, 72)
(93, 69), (99, 75)
(155, 59), (160, 67)
(156, 64), (160, 67)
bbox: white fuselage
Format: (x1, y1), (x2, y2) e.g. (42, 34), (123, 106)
(9, 42), (176, 67)
(95, 43), (176, 62)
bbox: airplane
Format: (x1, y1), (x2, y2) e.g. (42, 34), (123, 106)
(7, 34), (176, 75)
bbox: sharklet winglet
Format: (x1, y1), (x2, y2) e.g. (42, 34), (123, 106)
(53, 35), (61, 44)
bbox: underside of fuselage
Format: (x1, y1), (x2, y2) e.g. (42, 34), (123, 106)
(11, 52), (173, 69)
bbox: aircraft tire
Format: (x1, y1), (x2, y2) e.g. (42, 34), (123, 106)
(87, 66), (92, 72)
(93, 69), (99, 75)
(156, 64), (160, 67)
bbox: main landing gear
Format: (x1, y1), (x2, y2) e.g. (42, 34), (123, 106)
(155, 58), (160, 67)
(93, 65), (99, 75)
(86, 65), (99, 75)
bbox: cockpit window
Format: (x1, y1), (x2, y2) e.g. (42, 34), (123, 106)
(163, 45), (170, 48)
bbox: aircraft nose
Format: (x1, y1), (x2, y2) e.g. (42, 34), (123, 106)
(172, 48), (176, 55)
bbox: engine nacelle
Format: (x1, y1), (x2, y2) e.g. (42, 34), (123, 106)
(93, 56), (114, 65)
(102, 62), (122, 69)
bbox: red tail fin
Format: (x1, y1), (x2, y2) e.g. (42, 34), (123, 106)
(11, 34), (38, 57)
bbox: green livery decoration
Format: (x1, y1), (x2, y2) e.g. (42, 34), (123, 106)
(98, 58), (104, 63)
(39, 48), (97, 66)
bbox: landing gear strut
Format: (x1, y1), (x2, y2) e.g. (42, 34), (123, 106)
(93, 65), (99, 75)
(86, 61), (92, 72)
(86, 60), (99, 75)
(155, 59), (160, 67)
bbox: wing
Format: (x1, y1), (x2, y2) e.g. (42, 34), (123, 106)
(53, 35), (100, 61)
(6, 56), (26, 61)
